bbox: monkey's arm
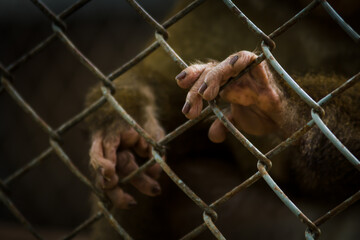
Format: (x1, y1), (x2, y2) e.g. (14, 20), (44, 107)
(85, 72), (165, 209)
(176, 51), (286, 141)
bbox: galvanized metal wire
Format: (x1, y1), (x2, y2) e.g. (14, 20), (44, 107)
(0, 0), (359, 239)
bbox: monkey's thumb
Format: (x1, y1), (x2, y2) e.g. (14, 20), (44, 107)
(208, 118), (228, 143)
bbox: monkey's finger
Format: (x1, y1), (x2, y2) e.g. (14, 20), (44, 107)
(145, 148), (164, 179)
(200, 51), (258, 101)
(95, 168), (119, 190)
(182, 68), (210, 119)
(146, 162), (162, 180)
(90, 133), (116, 182)
(117, 150), (161, 196)
(176, 63), (210, 89)
(105, 187), (137, 209)
(101, 133), (122, 189)
(103, 132), (121, 164)
(89, 132), (105, 167)
(120, 128), (140, 149)
(208, 117), (231, 143)
(133, 137), (150, 158)
(183, 91), (203, 119)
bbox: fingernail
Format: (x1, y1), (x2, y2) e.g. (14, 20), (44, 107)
(176, 71), (187, 80)
(229, 55), (239, 66)
(128, 200), (137, 208)
(152, 185), (161, 195)
(182, 101), (191, 114)
(198, 82), (207, 95)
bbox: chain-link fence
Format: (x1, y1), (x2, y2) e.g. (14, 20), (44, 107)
(0, 0), (359, 239)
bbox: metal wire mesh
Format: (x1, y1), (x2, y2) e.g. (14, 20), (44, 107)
(0, 0), (359, 239)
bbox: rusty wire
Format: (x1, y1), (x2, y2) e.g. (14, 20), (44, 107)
(0, 0), (359, 239)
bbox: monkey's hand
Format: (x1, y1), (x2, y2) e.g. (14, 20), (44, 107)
(176, 51), (284, 142)
(87, 86), (165, 209)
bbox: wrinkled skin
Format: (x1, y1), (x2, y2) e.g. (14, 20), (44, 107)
(89, 128), (163, 208)
(176, 51), (284, 140)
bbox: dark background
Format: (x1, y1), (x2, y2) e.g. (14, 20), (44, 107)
(0, 0), (176, 238)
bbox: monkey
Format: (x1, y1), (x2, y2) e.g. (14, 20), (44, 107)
(84, 0), (360, 239)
